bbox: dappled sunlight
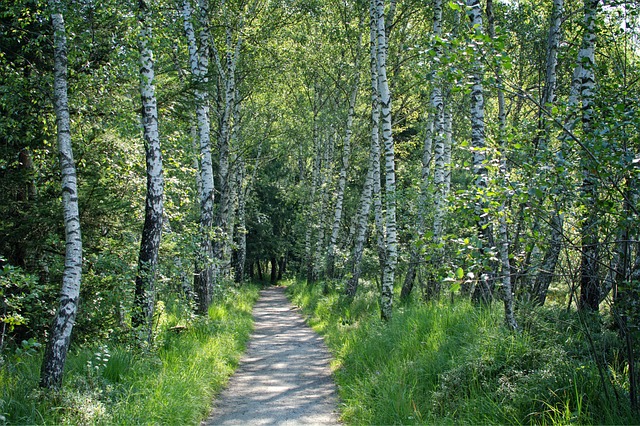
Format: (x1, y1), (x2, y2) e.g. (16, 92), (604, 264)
(204, 286), (340, 425)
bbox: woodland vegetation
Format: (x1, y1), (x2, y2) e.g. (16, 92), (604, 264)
(1, 0), (640, 423)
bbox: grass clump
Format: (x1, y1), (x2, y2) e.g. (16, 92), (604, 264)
(0, 284), (260, 425)
(287, 279), (637, 425)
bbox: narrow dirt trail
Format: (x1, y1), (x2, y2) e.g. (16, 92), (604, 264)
(203, 286), (341, 425)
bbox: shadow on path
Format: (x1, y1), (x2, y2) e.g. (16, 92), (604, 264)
(203, 286), (340, 425)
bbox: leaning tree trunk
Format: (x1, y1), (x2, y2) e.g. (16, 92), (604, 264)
(327, 68), (359, 280)
(375, 0), (397, 322)
(182, 0), (216, 314)
(40, 0), (83, 390)
(468, 0), (495, 305)
(133, 0), (164, 343)
(345, 17), (380, 298)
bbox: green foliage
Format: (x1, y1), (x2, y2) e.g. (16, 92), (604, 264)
(0, 284), (260, 425)
(287, 279), (637, 425)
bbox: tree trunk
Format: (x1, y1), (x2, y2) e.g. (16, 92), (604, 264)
(133, 0), (164, 343)
(346, 7), (381, 299)
(467, 0), (495, 305)
(487, 0), (517, 330)
(182, 0), (216, 314)
(313, 132), (334, 281)
(531, 0), (564, 305)
(234, 157), (247, 283)
(270, 257), (277, 284)
(577, 0), (600, 312)
(375, 0), (397, 322)
(327, 68), (359, 280)
(306, 121), (322, 282)
(40, 0), (83, 389)
(214, 24), (242, 276)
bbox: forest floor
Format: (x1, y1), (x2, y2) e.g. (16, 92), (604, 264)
(202, 286), (341, 425)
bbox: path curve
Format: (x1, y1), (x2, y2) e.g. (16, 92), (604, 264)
(203, 286), (341, 425)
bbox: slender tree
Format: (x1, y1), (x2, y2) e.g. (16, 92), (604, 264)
(467, 0), (495, 304)
(327, 65), (359, 280)
(577, 0), (600, 311)
(133, 0), (164, 342)
(346, 10), (380, 297)
(486, 0), (517, 330)
(40, 0), (83, 389)
(182, 0), (216, 314)
(375, 0), (397, 321)
(531, 0), (564, 306)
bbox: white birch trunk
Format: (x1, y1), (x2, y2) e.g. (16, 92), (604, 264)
(40, 0), (83, 389)
(215, 25), (242, 274)
(313, 132), (334, 281)
(376, 0), (397, 322)
(133, 0), (164, 342)
(444, 105), (452, 195)
(578, 0), (600, 311)
(182, 0), (216, 314)
(234, 156), (246, 283)
(346, 12), (381, 298)
(468, 0), (494, 304)
(305, 120), (322, 281)
(487, 0), (517, 330)
(531, 0), (564, 304)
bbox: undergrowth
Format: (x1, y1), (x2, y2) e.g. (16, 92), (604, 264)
(286, 278), (637, 425)
(0, 284), (260, 425)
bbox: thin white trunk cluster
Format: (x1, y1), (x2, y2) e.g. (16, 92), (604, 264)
(345, 9), (381, 298)
(213, 15), (243, 276)
(327, 67), (359, 280)
(40, 0), (83, 389)
(313, 131), (335, 281)
(182, 0), (216, 314)
(133, 0), (164, 342)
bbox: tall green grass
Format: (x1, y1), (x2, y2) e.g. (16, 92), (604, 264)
(0, 284), (260, 425)
(287, 279), (637, 425)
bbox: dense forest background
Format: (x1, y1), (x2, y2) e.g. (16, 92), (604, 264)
(1, 0), (640, 423)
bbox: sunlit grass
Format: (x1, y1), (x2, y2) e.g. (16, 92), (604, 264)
(0, 284), (260, 425)
(287, 278), (636, 425)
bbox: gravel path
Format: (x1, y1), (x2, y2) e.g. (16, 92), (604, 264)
(203, 286), (341, 425)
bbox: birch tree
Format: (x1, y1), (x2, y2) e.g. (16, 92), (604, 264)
(467, 0), (495, 304)
(486, 0), (517, 330)
(375, 0), (397, 321)
(577, 0), (600, 311)
(531, 0), (564, 305)
(213, 10), (243, 275)
(40, 0), (83, 389)
(132, 0), (164, 342)
(345, 8), (380, 298)
(182, 0), (216, 314)
(326, 67), (359, 280)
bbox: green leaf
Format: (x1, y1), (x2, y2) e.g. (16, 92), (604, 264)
(455, 267), (464, 279)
